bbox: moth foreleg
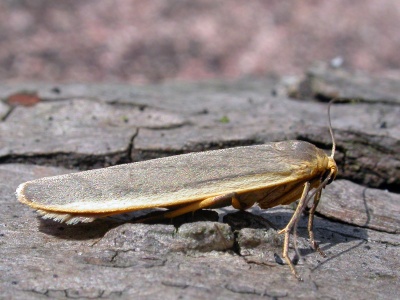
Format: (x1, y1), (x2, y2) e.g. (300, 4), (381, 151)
(277, 181), (311, 281)
(307, 189), (326, 257)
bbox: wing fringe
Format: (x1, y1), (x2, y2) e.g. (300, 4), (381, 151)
(36, 209), (96, 225)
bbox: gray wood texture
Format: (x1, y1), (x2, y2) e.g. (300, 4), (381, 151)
(1, 66), (399, 299)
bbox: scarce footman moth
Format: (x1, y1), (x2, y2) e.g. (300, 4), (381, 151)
(16, 100), (338, 280)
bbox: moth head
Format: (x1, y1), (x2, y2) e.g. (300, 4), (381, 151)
(320, 156), (337, 186)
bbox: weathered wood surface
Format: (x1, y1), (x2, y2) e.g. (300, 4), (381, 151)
(1, 67), (399, 299)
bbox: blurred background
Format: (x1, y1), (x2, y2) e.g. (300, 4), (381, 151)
(1, 0), (399, 83)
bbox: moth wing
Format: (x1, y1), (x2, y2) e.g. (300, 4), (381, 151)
(17, 141), (324, 224)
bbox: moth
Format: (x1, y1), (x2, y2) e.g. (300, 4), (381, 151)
(16, 101), (338, 280)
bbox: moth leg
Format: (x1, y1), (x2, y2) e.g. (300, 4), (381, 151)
(136, 193), (241, 223)
(231, 193), (254, 210)
(308, 189), (326, 257)
(162, 192), (238, 219)
(277, 181), (310, 281)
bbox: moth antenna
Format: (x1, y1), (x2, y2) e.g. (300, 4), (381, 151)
(327, 98), (336, 159)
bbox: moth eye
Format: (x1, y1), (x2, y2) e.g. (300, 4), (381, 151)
(322, 170), (334, 185)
